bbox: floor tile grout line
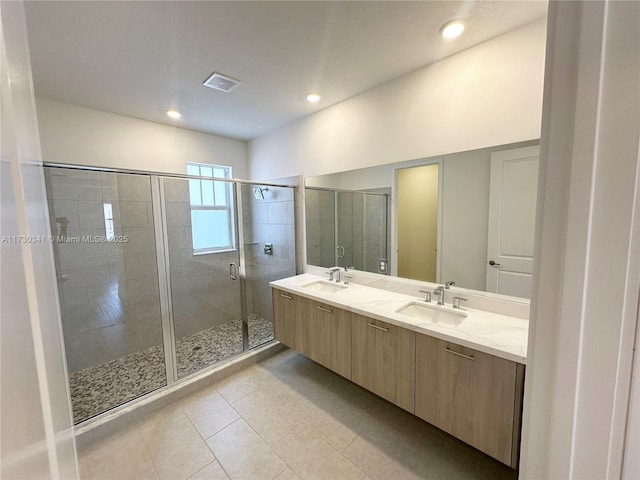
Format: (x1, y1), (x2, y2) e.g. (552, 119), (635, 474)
(286, 398), (365, 457)
(218, 367), (300, 479)
(229, 400), (290, 479)
(187, 459), (222, 480)
(202, 404), (289, 480)
(137, 408), (196, 480)
(144, 442), (163, 480)
(242, 388), (366, 480)
(342, 432), (361, 454)
(192, 372), (283, 477)
(338, 435), (369, 479)
(253, 359), (374, 478)
(219, 378), (260, 406)
(179, 400), (237, 480)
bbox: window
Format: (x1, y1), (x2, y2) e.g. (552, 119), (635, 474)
(187, 163), (234, 253)
(103, 203), (115, 240)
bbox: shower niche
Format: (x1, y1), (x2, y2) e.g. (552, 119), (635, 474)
(45, 166), (296, 423)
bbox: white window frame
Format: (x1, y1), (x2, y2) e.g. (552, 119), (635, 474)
(187, 162), (235, 254)
(103, 203), (115, 240)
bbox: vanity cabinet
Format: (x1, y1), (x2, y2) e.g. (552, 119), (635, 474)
(415, 333), (525, 467)
(272, 288), (307, 354)
(271, 283), (526, 468)
(351, 313), (416, 413)
(305, 299), (351, 379)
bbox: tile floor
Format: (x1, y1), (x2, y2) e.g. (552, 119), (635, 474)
(70, 315), (273, 423)
(78, 349), (518, 480)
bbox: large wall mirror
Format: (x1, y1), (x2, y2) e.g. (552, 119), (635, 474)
(305, 139), (540, 299)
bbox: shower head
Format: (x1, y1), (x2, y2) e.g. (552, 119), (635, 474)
(253, 187), (268, 200)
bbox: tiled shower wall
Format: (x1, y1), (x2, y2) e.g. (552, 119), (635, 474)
(242, 185), (296, 326)
(46, 169), (163, 373)
(162, 178), (242, 340)
(306, 188), (389, 274)
(305, 189), (336, 268)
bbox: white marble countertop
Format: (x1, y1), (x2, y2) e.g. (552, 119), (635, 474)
(270, 273), (528, 365)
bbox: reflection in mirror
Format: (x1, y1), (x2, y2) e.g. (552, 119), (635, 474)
(305, 188), (389, 274)
(305, 140), (540, 299)
(397, 163), (439, 282)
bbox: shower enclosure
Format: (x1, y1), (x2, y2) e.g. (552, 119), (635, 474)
(305, 187), (388, 274)
(45, 166), (296, 423)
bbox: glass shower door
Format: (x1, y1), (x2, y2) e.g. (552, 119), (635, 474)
(363, 192), (388, 273)
(304, 188), (336, 268)
(45, 167), (167, 423)
(161, 177), (244, 379)
(240, 183), (296, 349)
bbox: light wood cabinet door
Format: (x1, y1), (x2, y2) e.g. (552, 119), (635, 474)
(305, 299), (351, 379)
(272, 289), (307, 354)
(351, 313), (415, 413)
(415, 333), (524, 467)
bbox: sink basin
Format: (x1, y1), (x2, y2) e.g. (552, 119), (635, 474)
(396, 302), (467, 327)
(301, 281), (349, 294)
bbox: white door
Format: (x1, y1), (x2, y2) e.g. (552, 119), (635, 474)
(486, 146), (539, 298)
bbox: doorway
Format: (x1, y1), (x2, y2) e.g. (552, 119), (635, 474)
(396, 163), (440, 282)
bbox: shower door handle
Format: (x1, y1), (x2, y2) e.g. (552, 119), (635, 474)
(229, 263), (238, 280)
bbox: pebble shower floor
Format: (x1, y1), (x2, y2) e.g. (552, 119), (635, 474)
(69, 315), (273, 423)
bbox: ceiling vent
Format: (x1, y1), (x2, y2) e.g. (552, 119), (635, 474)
(202, 72), (241, 93)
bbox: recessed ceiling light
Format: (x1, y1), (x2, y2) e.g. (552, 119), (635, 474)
(166, 109), (181, 119)
(440, 20), (465, 39)
(306, 92), (321, 103)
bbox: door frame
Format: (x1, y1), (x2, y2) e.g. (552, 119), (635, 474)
(392, 158), (444, 282)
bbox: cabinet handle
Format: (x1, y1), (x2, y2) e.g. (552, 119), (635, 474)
(444, 347), (475, 361)
(316, 306), (333, 314)
(368, 322), (389, 332)
(280, 293), (293, 300)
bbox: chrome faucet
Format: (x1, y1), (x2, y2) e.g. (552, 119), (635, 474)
(433, 285), (445, 306)
(326, 267), (341, 283)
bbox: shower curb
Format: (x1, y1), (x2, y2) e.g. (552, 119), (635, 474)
(73, 341), (287, 453)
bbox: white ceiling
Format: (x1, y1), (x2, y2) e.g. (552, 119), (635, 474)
(25, 1), (547, 141)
